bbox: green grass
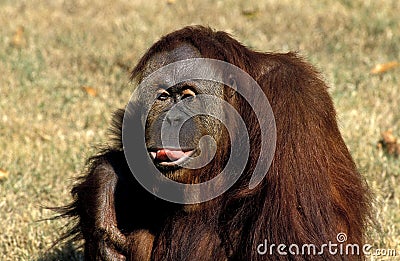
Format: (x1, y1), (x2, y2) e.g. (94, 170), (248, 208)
(0, 0), (399, 260)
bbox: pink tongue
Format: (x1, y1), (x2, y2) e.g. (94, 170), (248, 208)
(156, 149), (186, 161)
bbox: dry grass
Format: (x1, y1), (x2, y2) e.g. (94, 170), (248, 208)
(0, 0), (399, 260)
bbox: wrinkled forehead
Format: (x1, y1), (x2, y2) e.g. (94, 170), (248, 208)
(142, 44), (202, 79)
(135, 44), (226, 103)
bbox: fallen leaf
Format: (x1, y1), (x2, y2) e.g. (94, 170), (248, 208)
(242, 10), (259, 18)
(371, 61), (399, 74)
(11, 25), (27, 48)
(81, 86), (97, 97)
(382, 129), (397, 143)
(0, 169), (9, 181)
(378, 129), (400, 157)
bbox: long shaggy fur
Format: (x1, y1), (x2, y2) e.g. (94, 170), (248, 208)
(57, 26), (371, 260)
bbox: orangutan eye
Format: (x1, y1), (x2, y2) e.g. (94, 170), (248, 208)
(157, 90), (170, 101)
(181, 88), (196, 100)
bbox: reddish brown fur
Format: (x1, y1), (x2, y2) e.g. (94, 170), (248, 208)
(58, 26), (371, 260)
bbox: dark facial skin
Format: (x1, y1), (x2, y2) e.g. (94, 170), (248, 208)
(137, 44), (226, 181)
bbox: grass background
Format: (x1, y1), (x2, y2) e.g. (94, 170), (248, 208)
(0, 0), (399, 260)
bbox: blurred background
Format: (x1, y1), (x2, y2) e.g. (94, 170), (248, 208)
(0, 0), (399, 260)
